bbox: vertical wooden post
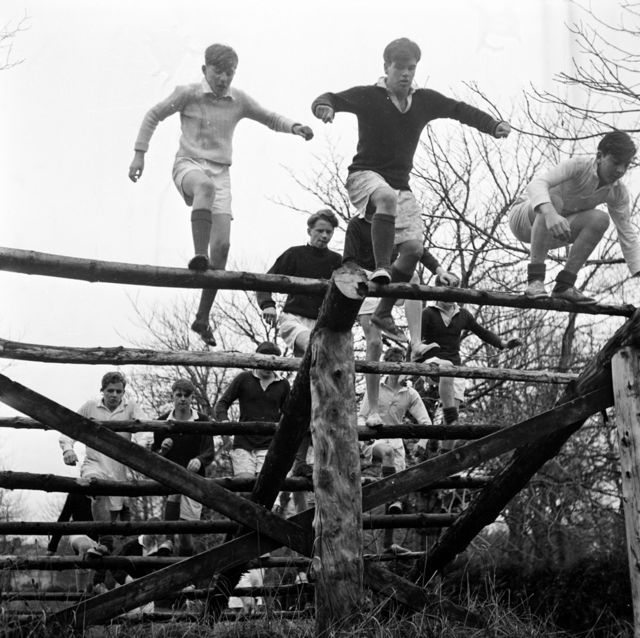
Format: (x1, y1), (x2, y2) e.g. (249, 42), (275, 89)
(612, 346), (640, 638)
(310, 325), (363, 635)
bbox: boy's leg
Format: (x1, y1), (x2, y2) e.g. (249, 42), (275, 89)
(192, 214), (232, 345)
(403, 274), (423, 352)
(551, 209), (609, 303)
(439, 376), (459, 452)
(369, 186), (399, 281)
(182, 171), (216, 269)
(359, 313), (383, 426)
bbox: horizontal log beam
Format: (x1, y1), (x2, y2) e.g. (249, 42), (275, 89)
(0, 338), (577, 383)
(0, 247), (632, 316)
(0, 513), (456, 536)
(0, 549), (428, 572)
(0, 471), (489, 495)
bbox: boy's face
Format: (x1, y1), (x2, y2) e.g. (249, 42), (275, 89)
(172, 389), (192, 411)
(307, 219), (335, 248)
(202, 63), (236, 97)
(596, 151), (632, 185)
(384, 57), (418, 95)
(101, 382), (124, 410)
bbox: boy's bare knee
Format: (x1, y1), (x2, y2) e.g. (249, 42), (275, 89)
(371, 188), (397, 213)
(589, 209), (610, 233)
(195, 179), (216, 201)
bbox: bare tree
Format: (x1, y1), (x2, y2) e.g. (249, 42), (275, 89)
(1, 13), (29, 71)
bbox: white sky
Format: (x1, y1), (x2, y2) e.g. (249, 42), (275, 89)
(0, 0), (614, 515)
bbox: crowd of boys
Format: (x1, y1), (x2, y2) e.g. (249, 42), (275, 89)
(48, 35), (640, 593)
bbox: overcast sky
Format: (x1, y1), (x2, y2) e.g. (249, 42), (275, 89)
(0, 0), (618, 515)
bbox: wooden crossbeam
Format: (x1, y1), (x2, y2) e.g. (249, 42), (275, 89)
(0, 375), (310, 555)
(0, 337), (577, 383)
(0, 246), (633, 316)
(0, 416), (504, 438)
(0, 513), (457, 537)
(0, 470), (489, 495)
(417, 308), (640, 582)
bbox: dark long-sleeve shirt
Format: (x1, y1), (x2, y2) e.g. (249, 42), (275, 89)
(214, 371), (290, 451)
(312, 85), (500, 190)
(421, 306), (503, 366)
(153, 410), (214, 477)
(343, 216), (440, 273)
(256, 244), (342, 319)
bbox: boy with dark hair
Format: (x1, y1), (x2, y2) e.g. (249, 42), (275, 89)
(153, 378), (214, 556)
(257, 210), (342, 356)
(312, 37), (510, 340)
(509, 130), (640, 303)
(129, 43), (314, 346)
(417, 279), (521, 444)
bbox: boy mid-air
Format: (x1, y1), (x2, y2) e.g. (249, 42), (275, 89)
(129, 44), (313, 346)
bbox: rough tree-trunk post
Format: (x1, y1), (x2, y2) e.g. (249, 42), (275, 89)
(310, 324), (363, 634)
(612, 347), (640, 638)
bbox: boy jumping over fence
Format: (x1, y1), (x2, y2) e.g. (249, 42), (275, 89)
(312, 37), (510, 341)
(129, 43), (314, 346)
(509, 131), (640, 304)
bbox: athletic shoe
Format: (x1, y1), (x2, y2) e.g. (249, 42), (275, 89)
(524, 280), (548, 299)
(368, 267), (392, 284)
(187, 254), (209, 271)
(388, 501), (403, 515)
(551, 286), (596, 305)
(387, 543), (412, 555)
(410, 342), (439, 362)
(370, 314), (408, 344)
(365, 411), (384, 427)
(191, 319), (217, 346)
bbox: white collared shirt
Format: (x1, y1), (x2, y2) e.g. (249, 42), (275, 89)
(376, 76), (418, 113)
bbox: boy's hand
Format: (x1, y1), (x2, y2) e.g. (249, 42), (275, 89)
(315, 105), (335, 123)
(544, 212), (572, 242)
(63, 450), (78, 466)
(128, 152), (145, 182)
(435, 269), (459, 287)
(495, 121), (511, 138)
(292, 124), (314, 141)
(262, 307), (277, 327)
(160, 438), (174, 455)
(186, 458), (201, 472)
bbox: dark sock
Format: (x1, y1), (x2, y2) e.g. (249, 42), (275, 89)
(164, 500), (181, 521)
(375, 264), (413, 317)
(191, 208), (212, 256)
(371, 213), (395, 270)
(553, 269), (577, 293)
(382, 466), (397, 546)
(443, 407), (459, 425)
(527, 263), (546, 284)
(381, 465), (396, 478)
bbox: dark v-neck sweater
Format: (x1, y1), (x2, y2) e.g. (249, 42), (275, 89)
(312, 85), (499, 190)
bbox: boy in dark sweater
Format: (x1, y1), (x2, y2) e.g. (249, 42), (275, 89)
(153, 378), (214, 556)
(418, 279), (521, 443)
(257, 210), (342, 356)
(312, 37), (510, 342)
(214, 342), (290, 478)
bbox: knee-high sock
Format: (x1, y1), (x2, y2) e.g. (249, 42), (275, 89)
(371, 213), (395, 270)
(191, 208), (212, 255)
(374, 265), (413, 318)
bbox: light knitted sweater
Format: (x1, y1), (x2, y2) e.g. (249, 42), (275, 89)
(134, 78), (298, 165)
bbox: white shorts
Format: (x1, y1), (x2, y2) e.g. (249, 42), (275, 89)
(509, 194), (573, 248)
(346, 170), (423, 245)
(166, 492), (203, 522)
(231, 448), (269, 476)
(279, 313), (316, 353)
(361, 438), (406, 472)
(172, 157), (233, 217)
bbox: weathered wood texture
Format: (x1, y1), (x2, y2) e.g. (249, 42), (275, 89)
(612, 347), (640, 638)
(0, 246), (632, 315)
(0, 470), (489, 495)
(310, 327), (363, 634)
(417, 309), (640, 584)
(0, 513), (456, 537)
(0, 337), (577, 383)
(0, 375), (309, 555)
(0, 416), (504, 439)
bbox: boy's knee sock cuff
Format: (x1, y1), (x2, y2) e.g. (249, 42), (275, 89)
(527, 263), (546, 283)
(191, 208), (212, 223)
